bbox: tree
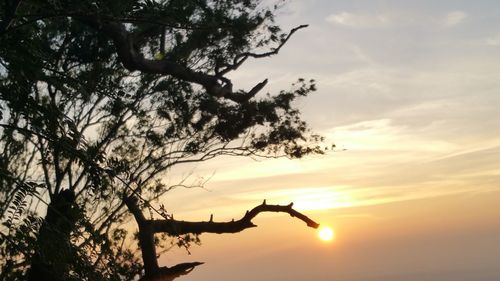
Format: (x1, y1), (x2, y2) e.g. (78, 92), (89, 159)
(0, 1), (324, 280)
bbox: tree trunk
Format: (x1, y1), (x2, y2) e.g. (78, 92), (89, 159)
(27, 190), (77, 281)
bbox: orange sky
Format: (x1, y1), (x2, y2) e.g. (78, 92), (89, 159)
(160, 191), (500, 281)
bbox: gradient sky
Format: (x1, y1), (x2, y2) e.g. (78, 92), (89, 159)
(157, 1), (500, 280)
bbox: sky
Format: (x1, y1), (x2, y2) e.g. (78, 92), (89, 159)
(157, 1), (500, 280)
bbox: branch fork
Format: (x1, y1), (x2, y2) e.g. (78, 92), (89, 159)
(78, 16), (306, 103)
(124, 195), (319, 281)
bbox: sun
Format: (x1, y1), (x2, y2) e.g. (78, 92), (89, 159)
(318, 226), (335, 242)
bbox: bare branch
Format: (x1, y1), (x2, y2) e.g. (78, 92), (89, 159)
(151, 201), (319, 235)
(124, 195), (318, 280)
(142, 262), (204, 281)
(218, 25), (309, 76)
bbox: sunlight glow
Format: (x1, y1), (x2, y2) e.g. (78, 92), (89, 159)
(232, 186), (356, 211)
(318, 226), (335, 242)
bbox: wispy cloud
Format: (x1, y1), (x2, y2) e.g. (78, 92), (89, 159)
(484, 34), (500, 46)
(324, 118), (459, 154)
(442, 11), (467, 27)
(229, 186), (356, 211)
(325, 12), (390, 28)
(162, 115), (500, 220)
(325, 10), (469, 30)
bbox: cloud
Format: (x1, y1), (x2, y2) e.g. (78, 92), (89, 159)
(485, 34), (500, 46)
(325, 10), (468, 30)
(325, 12), (390, 28)
(442, 11), (467, 27)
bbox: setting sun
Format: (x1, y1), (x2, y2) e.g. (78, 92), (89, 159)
(318, 226), (335, 242)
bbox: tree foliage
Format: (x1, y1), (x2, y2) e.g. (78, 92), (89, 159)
(0, 1), (324, 280)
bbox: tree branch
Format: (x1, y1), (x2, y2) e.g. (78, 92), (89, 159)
(218, 24), (309, 76)
(76, 18), (305, 104)
(123, 195), (159, 277)
(0, 0), (22, 34)
(151, 200), (319, 235)
(124, 196), (319, 280)
(78, 17), (226, 96)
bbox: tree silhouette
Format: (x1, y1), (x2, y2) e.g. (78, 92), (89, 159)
(0, 1), (323, 280)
